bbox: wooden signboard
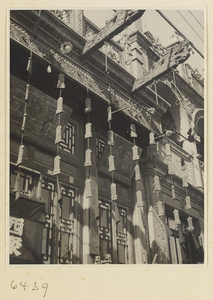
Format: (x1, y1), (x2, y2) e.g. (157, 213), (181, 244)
(132, 40), (191, 92)
(82, 10), (145, 56)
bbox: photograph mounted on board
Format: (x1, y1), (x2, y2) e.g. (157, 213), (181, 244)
(9, 9), (204, 264)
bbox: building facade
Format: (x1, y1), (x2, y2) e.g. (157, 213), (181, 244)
(9, 10), (204, 264)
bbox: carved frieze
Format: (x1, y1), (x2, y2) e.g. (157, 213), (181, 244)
(10, 20), (161, 134)
(10, 21), (44, 57)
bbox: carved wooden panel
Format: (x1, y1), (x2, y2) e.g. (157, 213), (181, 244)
(82, 10), (145, 56)
(10, 20), (162, 135)
(132, 40), (191, 92)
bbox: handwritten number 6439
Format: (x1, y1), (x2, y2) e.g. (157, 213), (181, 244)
(10, 281), (48, 297)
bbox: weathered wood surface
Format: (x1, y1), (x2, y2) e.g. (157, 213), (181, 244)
(132, 40), (191, 92)
(82, 10), (145, 56)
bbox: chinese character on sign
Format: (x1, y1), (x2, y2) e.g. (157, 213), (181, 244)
(9, 217), (24, 256)
(9, 217), (24, 236)
(9, 235), (22, 256)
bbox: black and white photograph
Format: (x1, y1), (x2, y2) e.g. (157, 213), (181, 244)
(9, 9), (205, 266)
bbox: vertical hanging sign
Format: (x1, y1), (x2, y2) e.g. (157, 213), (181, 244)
(84, 72), (92, 199)
(54, 72), (65, 202)
(14, 51), (33, 200)
(107, 104), (117, 201)
(129, 122), (144, 208)
(105, 49), (117, 204)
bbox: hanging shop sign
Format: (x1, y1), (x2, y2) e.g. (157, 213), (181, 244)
(9, 217), (24, 257)
(82, 10), (145, 56)
(9, 216), (44, 263)
(132, 40), (191, 92)
(10, 20), (162, 135)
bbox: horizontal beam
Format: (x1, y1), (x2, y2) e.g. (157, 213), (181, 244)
(82, 10), (145, 56)
(132, 40), (191, 92)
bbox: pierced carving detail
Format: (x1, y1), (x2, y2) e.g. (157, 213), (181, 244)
(10, 21), (44, 56)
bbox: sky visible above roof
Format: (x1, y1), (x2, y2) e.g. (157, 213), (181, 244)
(84, 9), (204, 75)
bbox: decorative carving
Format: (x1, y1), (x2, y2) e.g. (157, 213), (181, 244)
(10, 21), (44, 57)
(86, 21), (124, 66)
(185, 64), (193, 86)
(144, 31), (168, 57)
(50, 50), (162, 132)
(50, 10), (71, 25)
(85, 24), (97, 41)
(82, 10), (145, 56)
(132, 40), (191, 92)
(50, 50), (106, 98)
(160, 78), (197, 120)
(10, 20), (161, 134)
(50, 10), (84, 35)
(105, 44), (123, 65)
(185, 63), (204, 84)
(77, 11), (84, 35)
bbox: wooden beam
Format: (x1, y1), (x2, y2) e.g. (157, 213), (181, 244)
(132, 40), (191, 92)
(82, 10), (145, 56)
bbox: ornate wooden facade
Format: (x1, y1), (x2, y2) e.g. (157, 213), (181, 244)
(9, 10), (204, 264)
